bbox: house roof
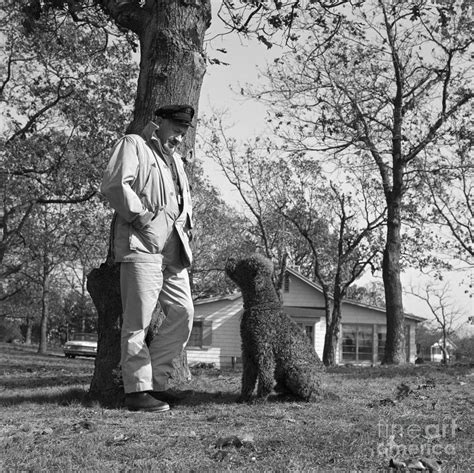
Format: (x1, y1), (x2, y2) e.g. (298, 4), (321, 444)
(192, 267), (426, 323)
(286, 267), (426, 322)
(194, 292), (241, 306)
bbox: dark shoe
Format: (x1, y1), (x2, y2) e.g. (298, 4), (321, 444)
(151, 389), (192, 405)
(125, 392), (170, 412)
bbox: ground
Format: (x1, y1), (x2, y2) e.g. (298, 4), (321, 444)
(0, 342), (472, 471)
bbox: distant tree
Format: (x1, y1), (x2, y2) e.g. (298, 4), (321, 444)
(187, 158), (256, 299)
(409, 281), (467, 364)
(201, 115), (310, 283)
(270, 158), (385, 365)
(346, 281), (386, 309)
(21, 206), (73, 353)
(257, 0), (473, 363)
(62, 290), (98, 336)
(452, 334), (474, 363)
(0, 318), (22, 343)
(1, 285), (40, 345)
(415, 322), (442, 360)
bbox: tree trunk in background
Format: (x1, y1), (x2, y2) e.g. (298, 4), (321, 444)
(323, 300), (342, 366)
(38, 271), (50, 354)
(24, 315), (33, 345)
(87, 0), (211, 406)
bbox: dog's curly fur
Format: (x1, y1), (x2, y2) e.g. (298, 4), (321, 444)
(225, 253), (325, 402)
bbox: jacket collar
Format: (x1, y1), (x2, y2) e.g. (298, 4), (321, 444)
(141, 121), (183, 163)
(141, 121), (160, 143)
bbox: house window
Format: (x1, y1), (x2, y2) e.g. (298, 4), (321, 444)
(187, 320), (212, 348)
(342, 324), (373, 362)
(297, 323), (314, 345)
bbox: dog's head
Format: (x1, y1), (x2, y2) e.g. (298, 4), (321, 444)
(225, 254), (274, 291)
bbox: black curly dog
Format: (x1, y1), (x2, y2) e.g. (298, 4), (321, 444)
(225, 254), (325, 402)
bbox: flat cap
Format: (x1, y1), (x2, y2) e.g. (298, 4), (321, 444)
(155, 104), (194, 126)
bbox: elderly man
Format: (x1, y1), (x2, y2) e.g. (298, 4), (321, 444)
(101, 105), (195, 412)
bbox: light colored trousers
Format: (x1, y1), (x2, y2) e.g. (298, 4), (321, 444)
(120, 256), (194, 394)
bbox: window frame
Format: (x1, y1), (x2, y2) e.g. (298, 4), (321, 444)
(187, 320), (212, 349)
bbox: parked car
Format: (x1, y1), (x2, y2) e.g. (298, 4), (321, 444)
(63, 332), (98, 358)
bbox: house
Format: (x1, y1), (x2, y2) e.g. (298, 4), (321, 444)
(430, 337), (457, 363)
(186, 267), (425, 368)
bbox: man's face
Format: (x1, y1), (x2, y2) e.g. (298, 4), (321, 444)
(154, 117), (189, 152)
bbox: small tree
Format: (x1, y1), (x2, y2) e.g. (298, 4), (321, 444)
(409, 281), (467, 363)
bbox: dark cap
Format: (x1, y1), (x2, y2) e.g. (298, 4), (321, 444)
(155, 104), (195, 126)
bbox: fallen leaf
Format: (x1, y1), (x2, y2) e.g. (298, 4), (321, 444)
(367, 398), (396, 408)
(389, 458), (407, 469)
(106, 433), (134, 446)
(406, 458), (426, 469)
(215, 435), (243, 449)
(420, 457), (442, 471)
(396, 383), (413, 400)
(72, 420), (97, 433)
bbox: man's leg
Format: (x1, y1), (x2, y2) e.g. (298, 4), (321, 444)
(149, 263), (194, 391)
(120, 261), (163, 394)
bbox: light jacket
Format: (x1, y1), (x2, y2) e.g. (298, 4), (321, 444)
(100, 122), (193, 266)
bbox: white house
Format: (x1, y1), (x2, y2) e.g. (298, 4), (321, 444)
(186, 267), (425, 368)
(430, 337), (457, 363)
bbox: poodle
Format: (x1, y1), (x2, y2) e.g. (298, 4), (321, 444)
(225, 253), (324, 402)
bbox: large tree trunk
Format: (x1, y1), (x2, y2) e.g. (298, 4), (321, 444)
(88, 262), (123, 406)
(382, 196), (406, 364)
(87, 0), (211, 406)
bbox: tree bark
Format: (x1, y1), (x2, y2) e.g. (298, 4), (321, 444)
(323, 303), (341, 366)
(87, 0), (210, 406)
(88, 262), (123, 406)
(382, 195), (406, 364)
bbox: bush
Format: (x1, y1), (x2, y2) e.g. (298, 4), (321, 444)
(0, 319), (23, 343)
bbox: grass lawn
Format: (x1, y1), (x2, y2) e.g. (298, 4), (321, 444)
(0, 342), (472, 472)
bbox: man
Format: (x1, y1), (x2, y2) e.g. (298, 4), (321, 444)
(101, 105), (195, 412)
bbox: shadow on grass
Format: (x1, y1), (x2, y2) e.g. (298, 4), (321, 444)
(0, 387), (241, 410)
(1, 375), (94, 390)
(0, 387), (95, 407)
